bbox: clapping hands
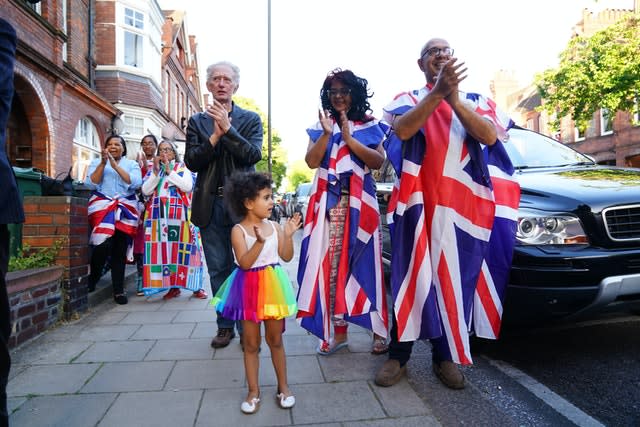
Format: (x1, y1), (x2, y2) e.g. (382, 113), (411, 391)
(284, 212), (302, 236)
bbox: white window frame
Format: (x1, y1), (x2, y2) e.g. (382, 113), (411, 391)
(123, 7), (145, 68)
(62, 0), (68, 61)
(124, 115), (145, 138)
(600, 108), (613, 136)
(72, 118), (101, 181)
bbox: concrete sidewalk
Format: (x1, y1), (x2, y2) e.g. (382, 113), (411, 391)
(7, 257), (441, 426)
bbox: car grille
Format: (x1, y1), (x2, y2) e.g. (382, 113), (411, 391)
(603, 204), (640, 241)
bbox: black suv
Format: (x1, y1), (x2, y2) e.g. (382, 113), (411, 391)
(375, 126), (640, 327)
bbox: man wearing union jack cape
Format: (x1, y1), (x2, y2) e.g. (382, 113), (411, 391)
(374, 38), (520, 389)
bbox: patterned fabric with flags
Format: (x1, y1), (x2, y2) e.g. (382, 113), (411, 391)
(141, 162), (203, 294)
(87, 191), (139, 261)
(383, 86), (519, 364)
(297, 118), (389, 341)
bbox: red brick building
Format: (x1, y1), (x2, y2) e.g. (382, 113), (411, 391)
(2, 0), (203, 180)
(3, 0), (118, 179)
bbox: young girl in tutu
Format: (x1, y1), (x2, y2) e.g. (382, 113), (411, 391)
(211, 171), (301, 414)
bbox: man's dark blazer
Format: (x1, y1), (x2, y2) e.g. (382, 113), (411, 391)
(0, 18), (24, 226)
(184, 103), (263, 228)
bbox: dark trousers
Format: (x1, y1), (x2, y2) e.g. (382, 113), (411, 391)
(199, 197), (240, 332)
(1, 226), (12, 427)
(388, 313), (452, 366)
(88, 231), (128, 295)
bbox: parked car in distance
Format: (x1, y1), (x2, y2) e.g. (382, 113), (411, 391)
(280, 192), (294, 217)
(375, 126), (640, 328)
(293, 182), (312, 221)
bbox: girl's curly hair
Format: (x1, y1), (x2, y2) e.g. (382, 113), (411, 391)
(320, 68), (374, 123)
(223, 171), (273, 218)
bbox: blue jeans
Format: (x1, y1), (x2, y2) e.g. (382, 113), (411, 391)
(200, 197), (241, 332)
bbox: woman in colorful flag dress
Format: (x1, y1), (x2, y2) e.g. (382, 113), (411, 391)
(140, 140), (207, 299)
(86, 135), (142, 305)
(297, 69), (389, 355)
(132, 134), (158, 296)
(211, 171), (301, 414)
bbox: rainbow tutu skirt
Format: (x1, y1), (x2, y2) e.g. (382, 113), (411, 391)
(211, 264), (297, 322)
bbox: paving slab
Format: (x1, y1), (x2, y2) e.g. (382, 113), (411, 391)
(347, 415), (442, 426)
(119, 310), (179, 324)
(76, 324), (140, 341)
(372, 377), (434, 418)
(257, 354), (324, 386)
(165, 359), (245, 391)
(88, 310), (128, 325)
(99, 390), (201, 427)
(173, 309), (217, 323)
(190, 321), (217, 339)
(289, 381), (386, 425)
(195, 386), (292, 427)
(74, 340), (155, 363)
(144, 338), (214, 361)
(318, 352), (385, 382)
(131, 323), (195, 340)
(80, 361), (174, 393)
(8, 364), (99, 396)
(10, 340), (92, 365)
(9, 393), (116, 427)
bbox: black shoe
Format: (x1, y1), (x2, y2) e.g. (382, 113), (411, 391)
(114, 293), (128, 305)
(211, 328), (235, 348)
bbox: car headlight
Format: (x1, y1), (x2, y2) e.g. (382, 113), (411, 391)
(516, 210), (588, 245)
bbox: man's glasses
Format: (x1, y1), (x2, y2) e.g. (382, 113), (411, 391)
(326, 88), (351, 98)
(422, 47), (454, 59)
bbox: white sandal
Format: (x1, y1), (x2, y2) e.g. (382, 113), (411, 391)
(276, 391), (295, 409)
(240, 396), (260, 414)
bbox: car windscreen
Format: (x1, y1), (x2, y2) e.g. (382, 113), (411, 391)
(297, 183), (312, 196)
(503, 128), (594, 169)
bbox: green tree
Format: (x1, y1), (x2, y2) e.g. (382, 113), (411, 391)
(288, 159), (314, 190)
(535, 13), (640, 129)
(233, 96), (288, 188)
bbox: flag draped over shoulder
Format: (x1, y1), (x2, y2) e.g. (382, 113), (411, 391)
(87, 191), (139, 260)
(383, 87), (520, 364)
(297, 118), (389, 341)
(142, 162), (203, 293)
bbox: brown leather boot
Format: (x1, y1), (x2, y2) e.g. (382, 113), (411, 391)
(210, 328), (235, 348)
(374, 359), (406, 387)
(433, 360), (465, 389)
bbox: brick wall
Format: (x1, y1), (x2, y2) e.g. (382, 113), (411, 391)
(21, 196), (91, 320)
(6, 266), (64, 349)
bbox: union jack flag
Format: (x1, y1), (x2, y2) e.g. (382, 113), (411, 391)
(297, 118), (389, 341)
(88, 191), (139, 260)
(383, 87), (519, 364)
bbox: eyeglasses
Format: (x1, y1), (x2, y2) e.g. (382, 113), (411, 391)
(141, 141), (156, 146)
(326, 88), (351, 98)
(158, 147), (174, 153)
(421, 47), (454, 59)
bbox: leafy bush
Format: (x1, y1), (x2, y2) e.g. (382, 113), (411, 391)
(8, 239), (64, 272)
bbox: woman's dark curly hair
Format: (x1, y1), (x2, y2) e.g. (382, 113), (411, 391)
(224, 171), (273, 218)
(320, 68), (373, 123)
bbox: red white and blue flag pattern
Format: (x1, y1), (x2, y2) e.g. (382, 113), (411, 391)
(87, 191), (139, 261)
(383, 87), (520, 364)
(297, 118), (389, 341)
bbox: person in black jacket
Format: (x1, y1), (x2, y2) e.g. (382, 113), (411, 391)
(184, 61), (263, 349)
(0, 18), (23, 427)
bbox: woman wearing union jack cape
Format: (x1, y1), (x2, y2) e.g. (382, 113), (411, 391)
(85, 135), (142, 305)
(297, 69), (389, 355)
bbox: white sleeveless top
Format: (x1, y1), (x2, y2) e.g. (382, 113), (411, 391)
(233, 220), (280, 268)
